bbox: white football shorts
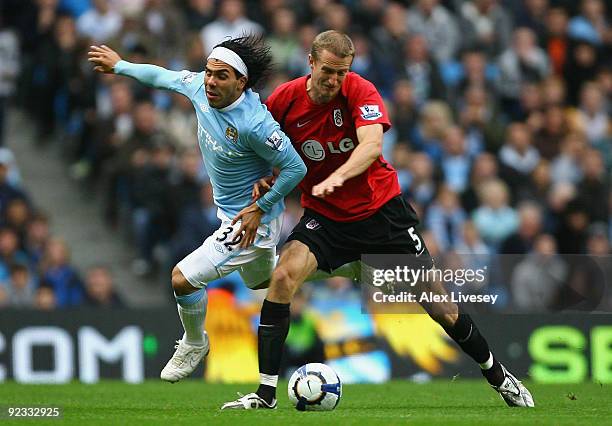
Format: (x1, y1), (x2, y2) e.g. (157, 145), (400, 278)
(177, 211), (282, 289)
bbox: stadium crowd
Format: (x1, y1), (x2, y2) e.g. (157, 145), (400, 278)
(0, 0), (610, 311)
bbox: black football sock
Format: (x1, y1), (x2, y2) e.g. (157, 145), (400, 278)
(256, 299), (290, 404)
(442, 312), (504, 387)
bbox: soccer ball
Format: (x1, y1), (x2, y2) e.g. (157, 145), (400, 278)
(287, 363), (342, 411)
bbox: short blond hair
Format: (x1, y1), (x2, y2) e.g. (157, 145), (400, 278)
(311, 30), (355, 60)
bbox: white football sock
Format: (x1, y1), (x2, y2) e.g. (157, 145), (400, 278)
(479, 352), (494, 370)
(175, 288), (207, 347)
(260, 373), (278, 388)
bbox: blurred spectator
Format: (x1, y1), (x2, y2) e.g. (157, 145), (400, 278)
(40, 238), (84, 307)
(411, 100), (453, 162)
(0, 15), (19, 146)
(425, 185), (466, 251)
(515, 81), (543, 122)
(563, 40), (600, 105)
(541, 75), (567, 107)
(4, 263), (36, 307)
(200, 0), (262, 54)
(529, 159), (552, 202)
(84, 264), (123, 307)
(183, 0), (216, 32)
(34, 284), (57, 310)
(461, 152), (498, 212)
(139, 0), (185, 62)
(73, 80), (134, 181)
(286, 24), (317, 79)
(170, 182), (219, 267)
(440, 126), (472, 192)
(550, 131), (586, 184)
(472, 179), (519, 247)
(0, 227), (31, 281)
(500, 201), (543, 254)
(497, 28), (550, 113)
(76, 0), (123, 43)
(2, 198), (31, 246)
(459, 85), (505, 154)
(352, 0), (386, 35)
(455, 49), (496, 104)
(567, 0), (609, 45)
(511, 234), (567, 311)
(577, 148), (608, 223)
(405, 151), (437, 208)
(267, 8), (299, 73)
(544, 6), (569, 75)
(534, 104), (568, 159)
(163, 92), (198, 152)
(515, 0), (549, 44)
(455, 221), (491, 274)
(129, 140), (175, 276)
(0, 147), (22, 187)
(568, 81), (611, 144)
(458, 0), (512, 58)
(169, 148), (204, 214)
(389, 79), (417, 144)
(25, 212), (51, 266)
(499, 123), (540, 198)
(105, 99), (164, 224)
(350, 33), (394, 98)
(398, 35), (446, 106)
(407, 0), (460, 63)
(318, 3), (351, 33)
(371, 2), (410, 69)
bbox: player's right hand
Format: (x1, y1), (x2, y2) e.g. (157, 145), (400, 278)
(87, 45), (122, 74)
(251, 175), (275, 201)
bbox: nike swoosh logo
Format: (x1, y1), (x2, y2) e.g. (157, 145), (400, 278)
(188, 354), (201, 368)
(297, 120), (311, 128)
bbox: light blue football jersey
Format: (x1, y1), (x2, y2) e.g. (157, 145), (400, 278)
(114, 61), (306, 224)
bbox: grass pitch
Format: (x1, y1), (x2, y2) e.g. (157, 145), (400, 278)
(0, 380), (609, 425)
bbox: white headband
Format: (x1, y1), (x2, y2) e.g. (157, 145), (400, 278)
(207, 47), (249, 78)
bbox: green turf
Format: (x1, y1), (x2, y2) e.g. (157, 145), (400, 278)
(0, 380), (609, 425)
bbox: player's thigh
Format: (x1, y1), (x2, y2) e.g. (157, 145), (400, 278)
(176, 234), (224, 289)
(230, 246), (277, 290)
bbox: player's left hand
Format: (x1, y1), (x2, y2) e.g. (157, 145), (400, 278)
(231, 203), (264, 249)
(312, 173), (345, 198)
(87, 45), (122, 73)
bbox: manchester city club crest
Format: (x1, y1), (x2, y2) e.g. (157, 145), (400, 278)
(225, 126), (238, 143)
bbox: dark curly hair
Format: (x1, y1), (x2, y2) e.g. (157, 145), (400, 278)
(214, 34), (273, 89)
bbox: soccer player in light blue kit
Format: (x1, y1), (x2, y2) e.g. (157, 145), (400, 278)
(88, 36), (307, 383)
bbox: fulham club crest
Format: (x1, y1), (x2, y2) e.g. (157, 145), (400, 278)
(333, 109), (343, 127)
(305, 219), (321, 230)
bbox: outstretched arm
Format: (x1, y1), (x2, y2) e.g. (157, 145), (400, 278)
(88, 45), (200, 94)
(312, 123), (383, 198)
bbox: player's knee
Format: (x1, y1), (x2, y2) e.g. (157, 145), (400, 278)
(269, 266), (298, 301)
(171, 266), (194, 296)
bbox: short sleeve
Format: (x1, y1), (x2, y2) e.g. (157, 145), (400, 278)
(345, 74), (391, 132)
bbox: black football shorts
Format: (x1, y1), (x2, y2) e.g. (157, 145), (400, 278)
(287, 195), (433, 273)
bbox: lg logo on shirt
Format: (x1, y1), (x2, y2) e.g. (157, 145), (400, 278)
(301, 138), (355, 161)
